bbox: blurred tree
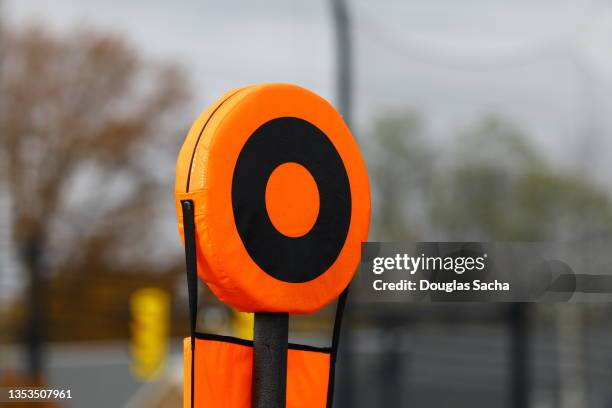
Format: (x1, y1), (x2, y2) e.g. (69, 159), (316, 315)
(365, 111), (434, 241)
(428, 116), (612, 241)
(0, 25), (189, 378)
(367, 113), (612, 241)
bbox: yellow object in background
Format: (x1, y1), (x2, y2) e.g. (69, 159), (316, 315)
(232, 310), (254, 340)
(130, 288), (170, 381)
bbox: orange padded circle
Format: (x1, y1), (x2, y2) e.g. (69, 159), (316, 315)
(265, 162), (320, 238)
(175, 83), (370, 313)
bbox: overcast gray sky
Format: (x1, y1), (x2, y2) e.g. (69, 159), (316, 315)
(6, 1), (612, 168)
(3, 0), (612, 300)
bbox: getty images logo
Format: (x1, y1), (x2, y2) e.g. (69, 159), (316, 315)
(372, 253), (488, 275)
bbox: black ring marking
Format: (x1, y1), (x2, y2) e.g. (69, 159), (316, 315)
(232, 117), (351, 283)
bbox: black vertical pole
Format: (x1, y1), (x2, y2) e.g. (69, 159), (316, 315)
(380, 321), (403, 407)
(331, 0), (352, 128)
(252, 312), (289, 408)
(509, 303), (530, 408)
(22, 237), (46, 381)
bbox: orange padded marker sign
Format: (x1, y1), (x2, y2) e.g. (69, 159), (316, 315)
(175, 83), (370, 313)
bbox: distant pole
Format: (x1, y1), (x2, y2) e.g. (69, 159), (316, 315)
(22, 237), (45, 380)
(509, 303), (530, 408)
(330, 1), (353, 407)
(331, 0), (353, 128)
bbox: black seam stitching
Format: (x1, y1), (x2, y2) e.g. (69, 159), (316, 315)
(194, 332), (332, 354)
(185, 88), (244, 192)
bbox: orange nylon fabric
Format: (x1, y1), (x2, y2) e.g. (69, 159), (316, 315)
(183, 337), (330, 408)
(175, 83), (370, 313)
(183, 339), (192, 408)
